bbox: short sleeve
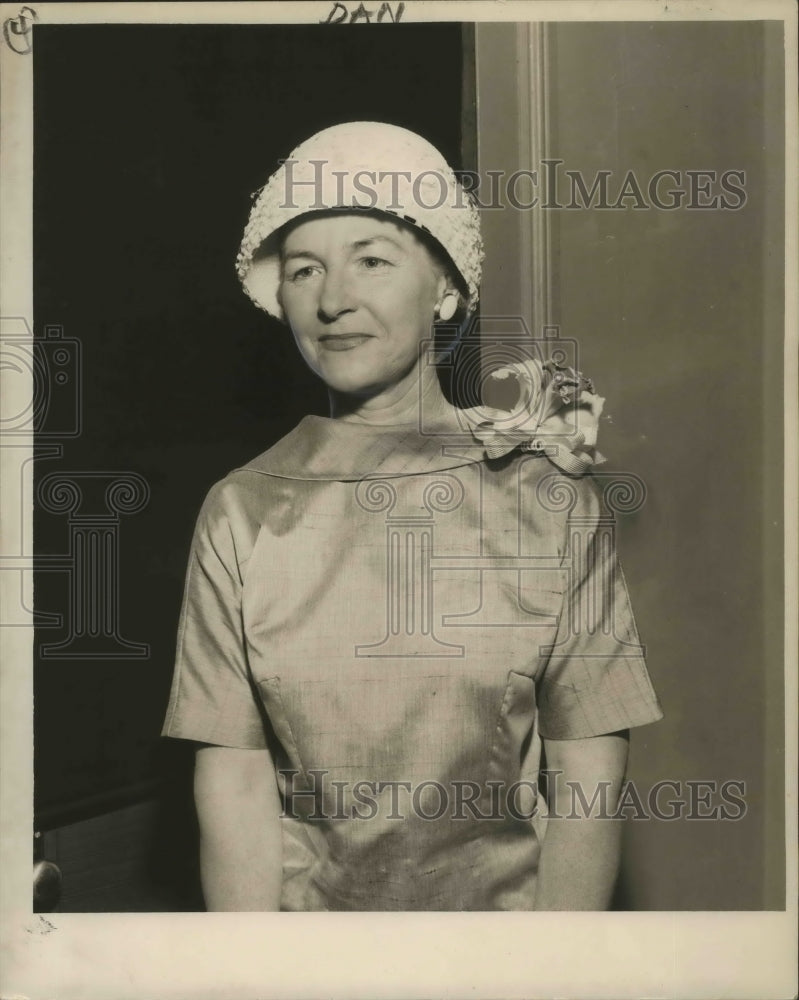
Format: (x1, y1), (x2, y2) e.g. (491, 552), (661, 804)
(161, 479), (267, 748)
(536, 475), (664, 740)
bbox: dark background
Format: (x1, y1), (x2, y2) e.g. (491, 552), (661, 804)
(33, 22), (465, 909)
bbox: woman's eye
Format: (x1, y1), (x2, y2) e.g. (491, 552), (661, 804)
(288, 265), (319, 281)
(359, 256), (390, 271)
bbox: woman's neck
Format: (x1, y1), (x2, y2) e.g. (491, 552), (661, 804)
(328, 360), (452, 427)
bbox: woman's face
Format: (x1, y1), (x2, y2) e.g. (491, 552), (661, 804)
(279, 213), (447, 398)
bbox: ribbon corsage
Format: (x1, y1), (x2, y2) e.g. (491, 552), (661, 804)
(461, 359), (606, 476)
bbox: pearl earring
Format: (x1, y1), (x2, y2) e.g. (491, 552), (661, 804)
(437, 294), (458, 322)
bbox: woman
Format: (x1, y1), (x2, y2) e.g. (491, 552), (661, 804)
(162, 121), (663, 911)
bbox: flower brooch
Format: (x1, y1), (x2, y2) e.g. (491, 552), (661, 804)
(461, 358), (606, 476)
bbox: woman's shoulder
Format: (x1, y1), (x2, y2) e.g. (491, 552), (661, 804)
(479, 443), (602, 495)
(195, 446), (297, 538)
(511, 452), (603, 507)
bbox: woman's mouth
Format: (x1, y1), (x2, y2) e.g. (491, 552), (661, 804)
(318, 334), (374, 352)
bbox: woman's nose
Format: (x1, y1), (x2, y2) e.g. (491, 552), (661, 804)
(317, 268), (356, 323)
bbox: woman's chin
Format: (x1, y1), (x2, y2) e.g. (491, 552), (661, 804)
(317, 363), (397, 399)
(323, 377), (387, 399)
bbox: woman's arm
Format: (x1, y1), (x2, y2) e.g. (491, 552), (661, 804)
(194, 744), (283, 911)
(533, 730), (629, 911)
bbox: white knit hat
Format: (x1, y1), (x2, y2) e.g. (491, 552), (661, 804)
(236, 121), (483, 322)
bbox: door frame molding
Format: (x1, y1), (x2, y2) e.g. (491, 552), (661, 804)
(474, 21), (553, 343)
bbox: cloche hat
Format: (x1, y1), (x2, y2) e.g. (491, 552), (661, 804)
(236, 121), (483, 322)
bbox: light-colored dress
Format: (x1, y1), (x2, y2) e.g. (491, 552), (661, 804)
(162, 408), (663, 910)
